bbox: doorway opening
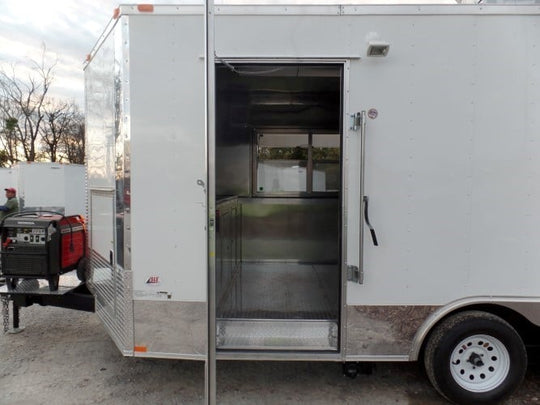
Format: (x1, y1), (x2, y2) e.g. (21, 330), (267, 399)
(215, 63), (343, 351)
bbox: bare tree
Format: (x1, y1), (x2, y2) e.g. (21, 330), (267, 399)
(0, 47), (56, 162)
(0, 46), (85, 165)
(41, 99), (82, 162)
(0, 94), (22, 165)
(60, 111), (85, 164)
(0, 116), (21, 166)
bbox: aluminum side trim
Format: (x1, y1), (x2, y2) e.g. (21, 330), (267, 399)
(134, 352), (206, 361)
(215, 4), (540, 16)
(133, 300), (207, 357)
(345, 355), (409, 362)
(216, 352), (341, 361)
(409, 296), (540, 360)
(346, 305), (438, 358)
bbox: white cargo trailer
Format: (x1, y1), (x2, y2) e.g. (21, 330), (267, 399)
(15, 162), (86, 216)
(0, 168), (16, 191)
(84, 4), (540, 404)
(0, 163), (85, 215)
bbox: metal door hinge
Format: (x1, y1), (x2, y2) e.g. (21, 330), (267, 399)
(347, 265), (364, 284)
(349, 112), (363, 131)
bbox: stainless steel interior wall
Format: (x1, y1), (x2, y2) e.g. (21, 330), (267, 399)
(215, 99), (252, 197)
(215, 63), (341, 263)
(240, 197), (339, 263)
(216, 197), (242, 314)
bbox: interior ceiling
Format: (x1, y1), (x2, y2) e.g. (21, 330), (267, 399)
(217, 64), (342, 132)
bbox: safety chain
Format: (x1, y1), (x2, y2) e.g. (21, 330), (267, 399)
(2, 296), (9, 333)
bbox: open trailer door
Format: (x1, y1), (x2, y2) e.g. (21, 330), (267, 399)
(85, 5), (208, 359)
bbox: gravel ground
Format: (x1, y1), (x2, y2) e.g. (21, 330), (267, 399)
(0, 304), (538, 405)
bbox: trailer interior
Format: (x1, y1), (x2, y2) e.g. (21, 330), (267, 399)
(215, 63), (342, 351)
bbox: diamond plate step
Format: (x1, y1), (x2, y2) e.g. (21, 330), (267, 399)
(216, 319), (338, 351)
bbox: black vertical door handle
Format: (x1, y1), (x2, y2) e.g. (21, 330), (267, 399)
(363, 196), (379, 246)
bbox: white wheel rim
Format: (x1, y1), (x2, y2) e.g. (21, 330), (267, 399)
(450, 334), (510, 393)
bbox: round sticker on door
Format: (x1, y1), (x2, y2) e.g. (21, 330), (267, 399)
(368, 108), (378, 119)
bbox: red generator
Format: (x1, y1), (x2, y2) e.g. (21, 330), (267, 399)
(1, 214), (87, 291)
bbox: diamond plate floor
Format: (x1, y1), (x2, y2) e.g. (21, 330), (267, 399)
(218, 262), (339, 320)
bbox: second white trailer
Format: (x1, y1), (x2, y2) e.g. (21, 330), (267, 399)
(0, 163), (85, 215)
(15, 162), (86, 215)
(85, 4), (540, 404)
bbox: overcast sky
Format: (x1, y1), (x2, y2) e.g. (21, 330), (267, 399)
(0, 0), (187, 107)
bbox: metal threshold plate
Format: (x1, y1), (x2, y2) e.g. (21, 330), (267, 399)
(217, 319), (338, 351)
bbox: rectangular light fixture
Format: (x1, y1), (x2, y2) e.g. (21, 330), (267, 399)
(367, 41), (390, 57)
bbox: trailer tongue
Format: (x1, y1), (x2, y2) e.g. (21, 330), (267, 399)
(0, 272), (94, 334)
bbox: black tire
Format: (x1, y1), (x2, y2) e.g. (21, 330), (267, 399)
(76, 257), (88, 282)
(424, 311), (527, 405)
